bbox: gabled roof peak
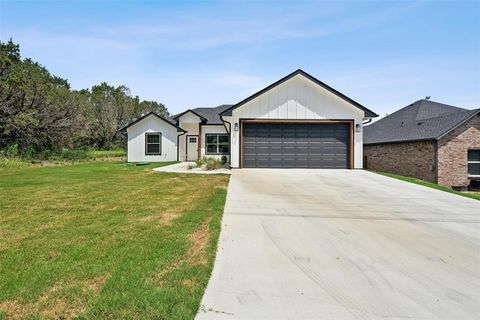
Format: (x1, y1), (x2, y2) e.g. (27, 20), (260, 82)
(220, 69), (378, 118)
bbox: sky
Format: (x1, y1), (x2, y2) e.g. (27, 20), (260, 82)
(1, 0), (479, 117)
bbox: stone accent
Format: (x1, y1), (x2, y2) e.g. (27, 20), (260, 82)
(437, 115), (480, 187)
(364, 141), (436, 183)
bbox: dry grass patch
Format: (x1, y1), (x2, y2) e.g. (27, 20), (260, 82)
(187, 217), (212, 266)
(0, 275), (108, 320)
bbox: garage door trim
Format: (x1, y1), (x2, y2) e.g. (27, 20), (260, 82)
(239, 119), (354, 169)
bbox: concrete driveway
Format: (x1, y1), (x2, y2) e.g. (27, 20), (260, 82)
(196, 169), (480, 320)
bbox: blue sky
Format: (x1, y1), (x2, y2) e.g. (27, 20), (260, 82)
(1, 0), (479, 116)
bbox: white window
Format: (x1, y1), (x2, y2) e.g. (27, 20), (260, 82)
(145, 133), (161, 155)
(206, 134), (229, 155)
(468, 149), (480, 176)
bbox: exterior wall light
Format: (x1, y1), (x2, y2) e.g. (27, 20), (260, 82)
(234, 123), (239, 131)
(355, 124), (361, 132)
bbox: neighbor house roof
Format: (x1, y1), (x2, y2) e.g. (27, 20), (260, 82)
(119, 112), (186, 132)
(220, 69), (378, 118)
(364, 99), (480, 145)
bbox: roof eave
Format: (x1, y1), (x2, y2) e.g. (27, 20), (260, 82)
(220, 69), (378, 118)
(435, 110), (480, 140)
(119, 112), (186, 133)
(172, 109), (207, 122)
(364, 137), (436, 145)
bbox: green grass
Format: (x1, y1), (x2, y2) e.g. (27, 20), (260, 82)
(373, 171), (480, 201)
(0, 161), (230, 319)
(86, 148), (126, 158)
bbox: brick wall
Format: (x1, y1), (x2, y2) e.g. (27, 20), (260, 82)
(437, 115), (480, 187)
(364, 141), (436, 183)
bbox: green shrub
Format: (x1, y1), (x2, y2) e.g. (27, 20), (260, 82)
(221, 155), (227, 164)
(5, 144), (20, 158)
(0, 157), (29, 169)
(196, 157), (224, 171)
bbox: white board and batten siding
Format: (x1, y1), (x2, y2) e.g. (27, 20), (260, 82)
(127, 114), (179, 162)
(227, 74), (366, 168)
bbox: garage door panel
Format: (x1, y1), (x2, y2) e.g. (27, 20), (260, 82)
(242, 122), (350, 168)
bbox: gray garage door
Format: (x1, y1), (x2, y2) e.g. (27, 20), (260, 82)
(242, 122), (350, 168)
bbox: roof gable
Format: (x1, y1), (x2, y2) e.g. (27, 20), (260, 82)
(364, 99), (479, 144)
(172, 109), (207, 123)
(119, 112), (185, 132)
(220, 69), (378, 118)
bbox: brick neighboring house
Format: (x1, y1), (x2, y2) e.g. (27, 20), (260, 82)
(364, 99), (480, 189)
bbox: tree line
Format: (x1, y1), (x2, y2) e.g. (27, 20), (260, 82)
(0, 39), (169, 158)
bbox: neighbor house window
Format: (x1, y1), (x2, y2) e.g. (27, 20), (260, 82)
(189, 137), (197, 143)
(206, 134), (229, 155)
(145, 133), (161, 155)
(468, 149), (480, 176)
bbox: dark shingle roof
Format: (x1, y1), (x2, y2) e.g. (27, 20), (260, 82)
(172, 104), (233, 124)
(364, 99), (479, 145)
(191, 104), (232, 124)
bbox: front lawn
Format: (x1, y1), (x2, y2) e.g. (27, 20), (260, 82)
(0, 162), (229, 319)
(373, 171), (480, 201)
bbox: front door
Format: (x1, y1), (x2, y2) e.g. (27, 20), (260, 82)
(186, 135), (199, 161)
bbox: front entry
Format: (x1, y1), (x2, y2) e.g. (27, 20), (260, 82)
(186, 135), (199, 161)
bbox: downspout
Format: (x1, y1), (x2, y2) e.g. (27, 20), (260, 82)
(177, 131), (187, 161)
(434, 139), (439, 184)
(221, 115), (232, 166)
(363, 118), (372, 125)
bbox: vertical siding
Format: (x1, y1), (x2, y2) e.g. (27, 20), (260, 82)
(127, 115), (179, 162)
(229, 74), (366, 168)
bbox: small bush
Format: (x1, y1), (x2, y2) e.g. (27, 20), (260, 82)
(5, 144), (20, 158)
(0, 157), (29, 169)
(196, 157), (224, 171)
(221, 155), (227, 164)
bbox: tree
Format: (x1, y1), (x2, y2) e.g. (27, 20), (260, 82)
(137, 100), (170, 117)
(0, 40), (87, 153)
(0, 39), (170, 155)
(88, 83), (139, 148)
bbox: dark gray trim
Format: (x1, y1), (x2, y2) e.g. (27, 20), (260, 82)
(120, 112), (186, 132)
(221, 117), (232, 165)
(172, 109), (207, 122)
(177, 131), (187, 161)
(145, 132), (162, 155)
(205, 133), (230, 155)
(220, 69), (378, 118)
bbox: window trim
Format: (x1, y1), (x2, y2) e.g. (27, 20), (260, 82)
(145, 132), (162, 155)
(467, 149), (480, 176)
(205, 133), (229, 155)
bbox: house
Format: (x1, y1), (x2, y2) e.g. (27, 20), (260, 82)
(121, 69), (378, 168)
(364, 99), (480, 189)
